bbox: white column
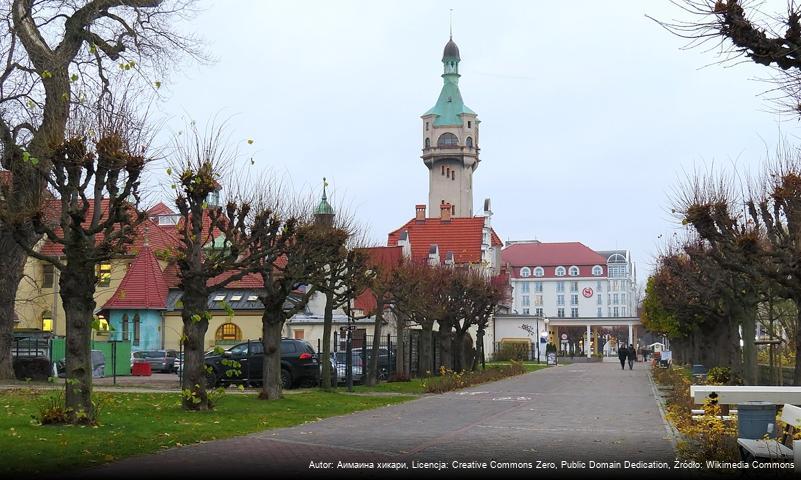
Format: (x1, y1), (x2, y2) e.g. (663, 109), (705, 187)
(586, 324), (592, 358)
(628, 323), (633, 347)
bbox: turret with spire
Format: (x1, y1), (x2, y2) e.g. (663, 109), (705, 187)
(420, 33), (480, 218)
(314, 177), (335, 227)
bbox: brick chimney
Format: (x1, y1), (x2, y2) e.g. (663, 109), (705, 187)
(415, 204), (426, 222)
(440, 202), (452, 222)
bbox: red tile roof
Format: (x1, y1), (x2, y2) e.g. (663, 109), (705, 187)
(387, 216), (502, 265)
(103, 246), (169, 310)
(501, 242), (608, 278)
(147, 202), (175, 216)
(353, 246), (404, 314)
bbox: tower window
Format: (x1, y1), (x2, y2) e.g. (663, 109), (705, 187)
(466, 137), (473, 149)
(467, 121), (471, 128)
(441, 165), (445, 175)
(451, 171), (455, 180)
(446, 167), (450, 176)
(451, 205), (455, 215)
(437, 133), (458, 147)
(425, 138), (431, 149)
(426, 122), (429, 131)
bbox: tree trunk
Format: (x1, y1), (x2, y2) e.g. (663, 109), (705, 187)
(320, 291), (334, 390)
(739, 304), (758, 385)
(395, 314), (407, 378)
(418, 322), (434, 376)
(794, 306), (801, 386)
(0, 229), (29, 380)
(472, 328), (485, 371)
(180, 291), (212, 411)
(365, 298), (384, 387)
(437, 320), (453, 371)
(452, 327), (467, 372)
(259, 312), (284, 400)
(59, 259), (96, 424)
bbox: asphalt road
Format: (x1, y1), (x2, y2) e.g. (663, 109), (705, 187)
(79, 361), (676, 478)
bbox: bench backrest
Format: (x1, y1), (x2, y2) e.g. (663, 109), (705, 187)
(690, 385), (801, 405)
(781, 404), (801, 428)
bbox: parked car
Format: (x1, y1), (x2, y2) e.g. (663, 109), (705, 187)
(174, 353), (183, 376)
(204, 339), (320, 389)
(351, 347), (394, 380)
(132, 350), (178, 373)
(333, 350), (364, 384)
(56, 350), (105, 378)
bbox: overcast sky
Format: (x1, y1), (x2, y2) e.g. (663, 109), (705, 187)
(152, 0), (794, 281)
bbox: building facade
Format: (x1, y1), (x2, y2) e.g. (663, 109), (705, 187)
(494, 241), (640, 359)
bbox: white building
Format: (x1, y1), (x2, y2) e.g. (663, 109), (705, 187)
(494, 241), (640, 359)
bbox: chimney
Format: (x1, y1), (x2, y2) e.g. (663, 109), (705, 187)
(440, 202), (452, 222)
(415, 204), (426, 222)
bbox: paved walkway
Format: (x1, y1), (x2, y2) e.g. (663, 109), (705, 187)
(78, 362), (675, 477)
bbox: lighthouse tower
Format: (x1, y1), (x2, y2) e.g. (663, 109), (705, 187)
(421, 36), (480, 218)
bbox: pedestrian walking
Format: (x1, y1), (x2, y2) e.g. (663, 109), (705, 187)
(627, 344), (636, 370)
(618, 345), (628, 370)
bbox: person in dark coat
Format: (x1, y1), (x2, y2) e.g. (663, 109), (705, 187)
(627, 344), (637, 370)
(617, 345), (628, 370)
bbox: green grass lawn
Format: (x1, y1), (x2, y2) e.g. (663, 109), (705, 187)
(0, 388), (414, 475)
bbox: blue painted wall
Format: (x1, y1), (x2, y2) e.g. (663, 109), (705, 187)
(108, 309), (162, 352)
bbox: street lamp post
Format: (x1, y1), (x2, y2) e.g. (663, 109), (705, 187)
(535, 316), (540, 364)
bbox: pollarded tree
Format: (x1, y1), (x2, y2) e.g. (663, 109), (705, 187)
(357, 247), (402, 387)
(255, 222), (347, 399)
(655, 0), (801, 115)
(170, 125), (265, 411)
(389, 260), (440, 376)
(2, 117), (148, 423)
(0, 0), (201, 380)
(452, 269), (504, 372)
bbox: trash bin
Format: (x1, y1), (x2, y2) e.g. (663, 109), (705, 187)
(737, 402), (776, 439)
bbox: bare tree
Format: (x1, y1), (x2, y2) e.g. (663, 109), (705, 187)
(169, 123), (264, 411)
(0, 0), (201, 379)
(389, 261), (440, 376)
(653, 0), (801, 114)
(254, 221), (346, 399)
(1, 111), (149, 422)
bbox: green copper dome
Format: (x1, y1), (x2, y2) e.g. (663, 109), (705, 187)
(314, 178), (334, 216)
(423, 37), (475, 127)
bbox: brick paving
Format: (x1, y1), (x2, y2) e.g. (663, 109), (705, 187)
(76, 362), (676, 477)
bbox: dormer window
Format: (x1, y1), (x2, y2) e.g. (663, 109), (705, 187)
(533, 267), (544, 277)
(520, 267), (531, 278)
(555, 266), (566, 277)
(568, 266), (579, 277)
(592, 265), (603, 276)
(206, 190), (220, 208)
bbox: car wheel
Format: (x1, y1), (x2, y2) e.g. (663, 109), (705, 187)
(280, 369), (292, 390)
(205, 370), (218, 389)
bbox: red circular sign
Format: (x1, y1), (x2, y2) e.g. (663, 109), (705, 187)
(582, 287), (594, 298)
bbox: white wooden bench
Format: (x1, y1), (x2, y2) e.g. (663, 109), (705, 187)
(690, 385), (801, 405)
(737, 404), (801, 462)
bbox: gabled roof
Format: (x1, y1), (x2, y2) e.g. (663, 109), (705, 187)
(387, 216), (502, 265)
(103, 245), (169, 310)
(147, 202), (175, 216)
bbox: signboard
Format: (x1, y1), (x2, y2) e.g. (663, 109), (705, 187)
(561, 333), (568, 340)
(546, 352), (557, 366)
(582, 287), (594, 298)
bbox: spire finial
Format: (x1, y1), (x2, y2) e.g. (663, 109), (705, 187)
(449, 9), (453, 39)
(322, 177), (328, 199)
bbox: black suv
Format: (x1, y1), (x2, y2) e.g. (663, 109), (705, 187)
(204, 339), (320, 389)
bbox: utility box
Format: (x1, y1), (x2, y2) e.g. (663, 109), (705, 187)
(737, 402), (776, 439)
